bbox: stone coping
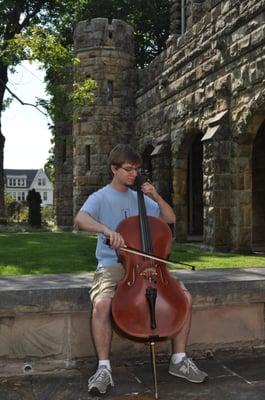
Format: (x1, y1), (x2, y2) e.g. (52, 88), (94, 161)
(1, 268), (265, 311)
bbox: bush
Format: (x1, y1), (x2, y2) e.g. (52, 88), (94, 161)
(41, 206), (55, 226)
(6, 200), (28, 223)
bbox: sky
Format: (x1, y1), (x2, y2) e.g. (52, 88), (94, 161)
(2, 61), (52, 170)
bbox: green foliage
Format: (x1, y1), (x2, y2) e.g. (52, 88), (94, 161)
(4, 193), (13, 205)
(0, 0), (96, 114)
(2, 26), (77, 78)
(41, 206), (55, 226)
(6, 200), (28, 223)
(70, 79), (97, 118)
(71, 79), (97, 108)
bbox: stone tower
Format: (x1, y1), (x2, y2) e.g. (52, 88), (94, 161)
(73, 18), (136, 215)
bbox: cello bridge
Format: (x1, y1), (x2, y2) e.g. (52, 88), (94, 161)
(140, 266), (157, 283)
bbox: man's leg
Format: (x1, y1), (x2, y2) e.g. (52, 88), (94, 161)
(172, 291), (192, 353)
(91, 297), (113, 360)
(88, 297), (114, 394)
(88, 265), (124, 395)
(169, 291), (208, 383)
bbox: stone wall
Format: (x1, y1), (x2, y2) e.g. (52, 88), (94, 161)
(0, 269), (264, 373)
(134, 0), (265, 250)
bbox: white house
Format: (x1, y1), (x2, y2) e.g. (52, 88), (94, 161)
(4, 169), (53, 206)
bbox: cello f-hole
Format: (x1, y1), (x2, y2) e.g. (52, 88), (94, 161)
(158, 265), (168, 285)
(126, 264), (137, 286)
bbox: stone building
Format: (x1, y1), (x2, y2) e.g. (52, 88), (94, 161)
(55, 0), (265, 252)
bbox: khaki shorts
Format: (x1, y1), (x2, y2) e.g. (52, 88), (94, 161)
(89, 263), (125, 305)
(89, 263), (188, 304)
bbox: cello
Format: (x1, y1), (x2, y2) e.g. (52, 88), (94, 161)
(111, 174), (190, 399)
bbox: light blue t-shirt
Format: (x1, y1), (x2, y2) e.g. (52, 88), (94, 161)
(80, 184), (160, 268)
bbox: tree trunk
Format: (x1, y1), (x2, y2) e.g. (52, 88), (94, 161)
(0, 63), (8, 223)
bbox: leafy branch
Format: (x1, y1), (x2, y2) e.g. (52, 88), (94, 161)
(2, 26), (97, 117)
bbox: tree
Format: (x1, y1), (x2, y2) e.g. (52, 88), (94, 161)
(0, 0), (96, 222)
(0, 0), (170, 223)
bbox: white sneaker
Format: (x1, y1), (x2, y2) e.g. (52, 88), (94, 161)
(88, 365), (114, 394)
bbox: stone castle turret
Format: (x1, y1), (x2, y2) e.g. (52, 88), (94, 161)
(73, 18), (136, 214)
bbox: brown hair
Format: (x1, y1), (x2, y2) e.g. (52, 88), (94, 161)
(107, 144), (142, 176)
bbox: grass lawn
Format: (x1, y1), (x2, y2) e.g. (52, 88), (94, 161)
(0, 231), (265, 276)
(0, 232), (97, 275)
(170, 243), (265, 269)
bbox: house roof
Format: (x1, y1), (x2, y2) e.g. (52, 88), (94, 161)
(4, 169), (38, 189)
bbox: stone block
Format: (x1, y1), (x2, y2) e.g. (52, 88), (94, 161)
(251, 26), (265, 46)
(221, 0), (231, 15)
(214, 228), (231, 247)
(237, 35), (251, 52)
(70, 311), (93, 358)
(189, 304), (264, 346)
(238, 227), (252, 247)
(0, 314), (67, 359)
(220, 207), (231, 225)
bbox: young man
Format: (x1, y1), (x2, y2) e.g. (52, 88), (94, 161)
(74, 144), (208, 395)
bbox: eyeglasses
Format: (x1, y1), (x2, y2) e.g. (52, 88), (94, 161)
(119, 166), (141, 174)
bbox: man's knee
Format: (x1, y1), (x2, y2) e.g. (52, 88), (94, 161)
(92, 297), (112, 320)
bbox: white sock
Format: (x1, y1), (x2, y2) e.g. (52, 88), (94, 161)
(171, 352), (186, 364)
(98, 360), (111, 370)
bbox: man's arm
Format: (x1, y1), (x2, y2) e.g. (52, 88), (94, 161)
(155, 195), (176, 224)
(141, 182), (176, 224)
(74, 211), (125, 248)
(74, 211), (106, 234)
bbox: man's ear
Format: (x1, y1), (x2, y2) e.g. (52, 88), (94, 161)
(110, 164), (118, 175)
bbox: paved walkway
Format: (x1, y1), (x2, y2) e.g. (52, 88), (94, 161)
(1, 353), (265, 400)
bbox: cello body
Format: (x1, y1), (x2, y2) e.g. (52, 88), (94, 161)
(111, 215), (189, 342)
